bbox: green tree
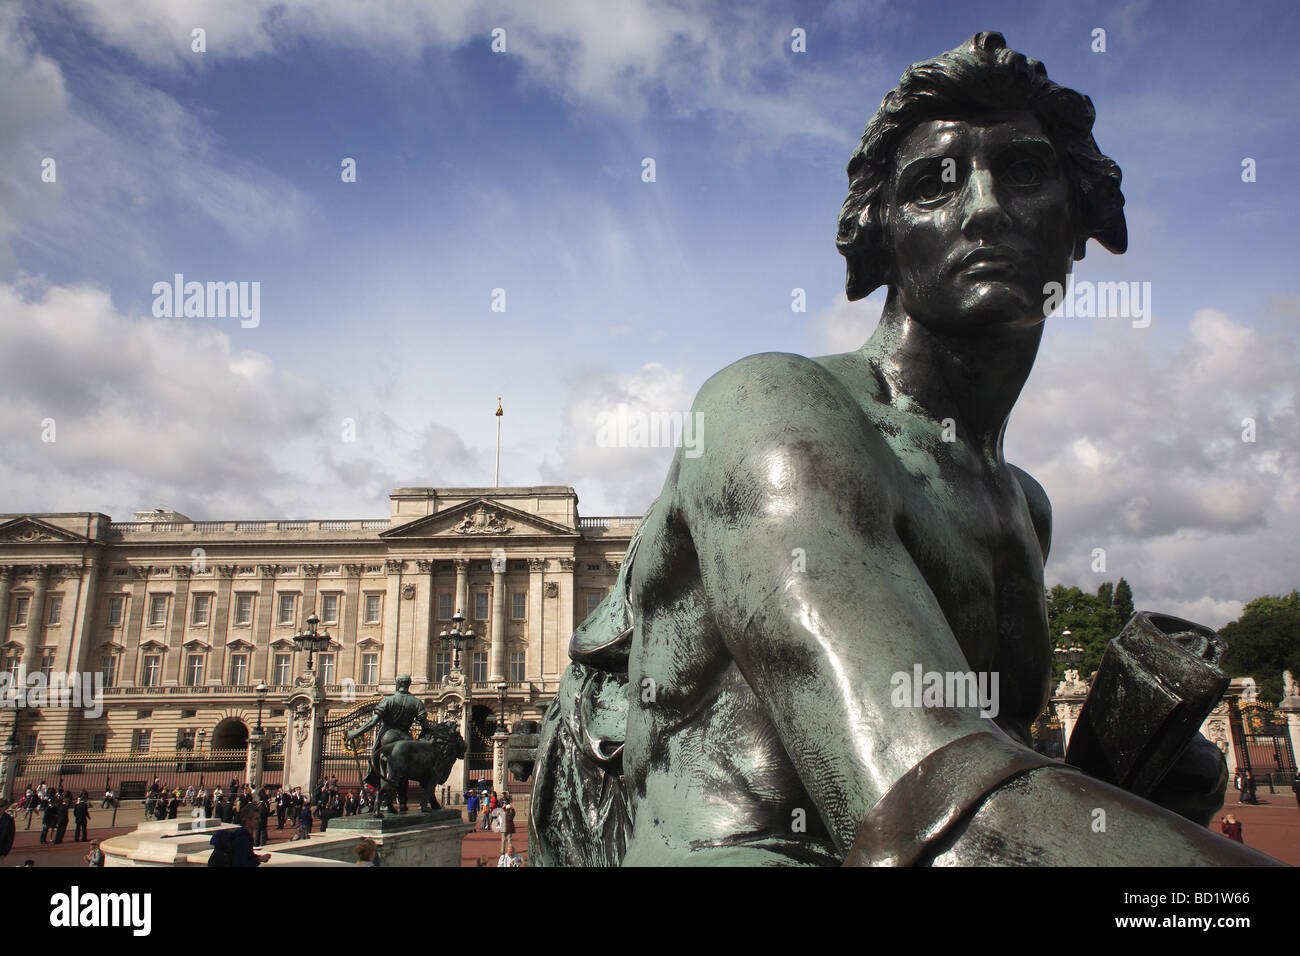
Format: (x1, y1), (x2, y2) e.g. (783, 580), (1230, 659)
(1044, 581), (1128, 681)
(1113, 578), (1134, 623)
(1218, 591), (1300, 700)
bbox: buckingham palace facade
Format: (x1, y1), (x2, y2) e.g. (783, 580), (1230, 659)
(0, 486), (638, 778)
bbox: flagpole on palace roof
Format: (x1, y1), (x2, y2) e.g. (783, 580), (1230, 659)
(494, 396), (503, 488)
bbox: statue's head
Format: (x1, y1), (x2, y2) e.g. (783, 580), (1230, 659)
(395, 674), (412, 692)
(836, 32), (1126, 329)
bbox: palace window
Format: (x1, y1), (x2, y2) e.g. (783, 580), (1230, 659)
(140, 654), (161, 686)
(91, 733), (107, 753)
(510, 651), (525, 683)
(320, 593), (339, 624)
(101, 654), (117, 687)
(13, 596), (29, 626)
(185, 655), (204, 686)
(586, 592), (603, 619)
(438, 593), (453, 621)
(133, 729), (151, 753)
(277, 593), (296, 626)
(178, 728), (195, 750)
(234, 593), (254, 626)
(320, 653), (335, 686)
(588, 563), (602, 572)
(191, 593), (211, 625)
(361, 653), (378, 685)
(108, 595), (125, 627)
(364, 594), (382, 624)
(511, 592), (526, 620)
(47, 595), (62, 625)
(4, 654), (21, 684)
(471, 652), (487, 683)
(474, 591), (489, 621)
(22, 733), (37, 754)
(273, 653), (292, 685)
(40, 653), (54, 679)
(434, 652), (452, 682)
(148, 594), (168, 627)
(229, 654), (249, 686)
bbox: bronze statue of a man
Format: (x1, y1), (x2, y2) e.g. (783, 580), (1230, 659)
(525, 31), (1276, 866)
(346, 674), (432, 791)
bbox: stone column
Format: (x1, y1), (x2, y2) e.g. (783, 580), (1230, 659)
(21, 565), (51, 676)
(210, 566), (236, 677)
(246, 730), (265, 794)
(526, 558), (545, 681)
(1051, 669), (1090, 752)
(285, 681), (326, 795)
(340, 564), (362, 681)
(414, 560), (434, 684)
(555, 558), (576, 678)
(1280, 697), (1300, 778)
(453, 559), (469, 618)
(489, 566), (507, 682)
(124, 567), (150, 687)
(165, 566), (192, 684)
(0, 734), (17, 802)
(381, 560), (404, 685)
(253, 565), (277, 683)
(492, 726), (509, 795)
(0, 566), (15, 654)
(70, 555), (102, 675)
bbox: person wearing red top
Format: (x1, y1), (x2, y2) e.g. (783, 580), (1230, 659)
(1220, 814), (1244, 842)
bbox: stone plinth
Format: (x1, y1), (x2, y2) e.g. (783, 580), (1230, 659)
(325, 809), (469, 866)
(102, 810), (470, 867)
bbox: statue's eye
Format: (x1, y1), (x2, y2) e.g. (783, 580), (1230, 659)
(913, 174), (948, 203)
(1005, 160), (1043, 186)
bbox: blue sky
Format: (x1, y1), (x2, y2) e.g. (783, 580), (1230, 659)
(2, 0), (1297, 626)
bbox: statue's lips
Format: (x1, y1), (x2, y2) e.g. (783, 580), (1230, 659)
(954, 247), (1020, 278)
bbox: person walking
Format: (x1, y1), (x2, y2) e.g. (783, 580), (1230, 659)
(276, 788), (288, 829)
(466, 790), (478, 825)
(293, 802), (312, 841)
(54, 795), (71, 844)
(101, 786), (114, 809)
(256, 796), (270, 848)
(1221, 813), (1244, 842)
(40, 796), (58, 844)
(73, 795), (91, 841)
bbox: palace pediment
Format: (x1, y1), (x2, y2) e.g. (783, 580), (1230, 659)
(380, 497), (577, 540)
(0, 516), (92, 545)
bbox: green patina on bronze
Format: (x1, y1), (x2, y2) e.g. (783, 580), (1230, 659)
(513, 32), (1280, 867)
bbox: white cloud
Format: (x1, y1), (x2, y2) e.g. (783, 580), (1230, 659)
(46, 0), (852, 151)
(0, 279), (484, 520)
(539, 360), (695, 514)
(809, 292), (883, 355)
(1009, 307), (1300, 628)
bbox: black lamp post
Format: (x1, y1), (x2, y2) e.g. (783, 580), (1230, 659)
(254, 682), (267, 734)
(1054, 629), (1085, 673)
(438, 609), (476, 671)
(495, 680), (509, 736)
(292, 612), (332, 670)
(197, 728), (206, 788)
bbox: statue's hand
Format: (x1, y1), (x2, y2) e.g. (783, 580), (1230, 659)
(1145, 733), (1228, 827)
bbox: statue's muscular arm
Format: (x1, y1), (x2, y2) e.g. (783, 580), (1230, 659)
(673, 351), (1019, 853)
(672, 353), (1269, 864)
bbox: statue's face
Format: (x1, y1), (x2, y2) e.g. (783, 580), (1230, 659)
(883, 111), (1075, 332)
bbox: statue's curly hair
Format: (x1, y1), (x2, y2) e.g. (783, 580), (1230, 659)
(836, 31), (1127, 301)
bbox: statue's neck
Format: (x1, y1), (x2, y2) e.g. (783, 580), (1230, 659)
(863, 291), (1043, 463)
